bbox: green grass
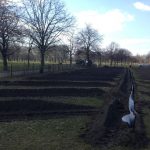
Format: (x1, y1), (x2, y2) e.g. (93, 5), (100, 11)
(0, 67), (125, 150)
(0, 95), (104, 150)
(143, 108), (150, 138)
(44, 96), (104, 108)
(0, 61), (40, 72)
(0, 116), (100, 150)
(0, 96), (104, 108)
(0, 60), (69, 72)
(0, 96), (104, 149)
(132, 68), (150, 150)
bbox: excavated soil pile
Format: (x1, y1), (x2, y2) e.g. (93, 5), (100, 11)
(84, 69), (148, 149)
(0, 67), (123, 121)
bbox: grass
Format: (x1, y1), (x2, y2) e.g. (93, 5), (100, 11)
(0, 97), (104, 149)
(0, 95), (105, 149)
(29, 96), (104, 108)
(0, 67), (125, 150)
(0, 61), (41, 72)
(0, 116), (100, 150)
(0, 60), (72, 73)
(143, 108), (150, 138)
(132, 67), (150, 150)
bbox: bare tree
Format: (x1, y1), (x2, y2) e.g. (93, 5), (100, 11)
(94, 46), (103, 66)
(0, 0), (22, 71)
(146, 52), (150, 64)
(22, 0), (74, 73)
(107, 42), (119, 66)
(76, 25), (103, 66)
(27, 38), (33, 69)
(75, 48), (86, 61)
(67, 31), (76, 66)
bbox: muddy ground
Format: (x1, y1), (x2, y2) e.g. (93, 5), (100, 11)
(0, 80), (114, 87)
(1, 67), (147, 148)
(0, 67), (123, 121)
(0, 87), (105, 97)
(83, 68), (148, 149)
(25, 67), (123, 81)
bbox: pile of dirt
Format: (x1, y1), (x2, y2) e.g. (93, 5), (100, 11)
(0, 67), (123, 121)
(0, 80), (114, 87)
(83, 69), (149, 149)
(0, 99), (100, 121)
(26, 67), (124, 81)
(0, 87), (105, 97)
(0, 99), (96, 112)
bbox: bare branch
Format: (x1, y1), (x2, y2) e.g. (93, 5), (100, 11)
(21, 0), (75, 73)
(76, 24), (103, 64)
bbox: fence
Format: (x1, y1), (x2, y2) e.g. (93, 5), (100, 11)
(0, 63), (79, 78)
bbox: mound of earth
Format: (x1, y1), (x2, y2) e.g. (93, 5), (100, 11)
(83, 69), (148, 149)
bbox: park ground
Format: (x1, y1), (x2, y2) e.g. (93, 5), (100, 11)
(0, 66), (149, 150)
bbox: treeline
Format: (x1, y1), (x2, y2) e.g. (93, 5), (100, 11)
(0, 0), (148, 73)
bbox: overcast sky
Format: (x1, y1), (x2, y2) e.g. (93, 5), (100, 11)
(13, 0), (150, 55)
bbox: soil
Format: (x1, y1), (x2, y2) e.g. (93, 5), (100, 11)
(0, 87), (105, 97)
(83, 68), (148, 149)
(2, 67), (147, 148)
(25, 67), (124, 81)
(136, 66), (150, 80)
(0, 80), (114, 87)
(0, 99), (99, 121)
(0, 67), (123, 120)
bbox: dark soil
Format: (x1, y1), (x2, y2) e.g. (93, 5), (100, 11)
(0, 87), (105, 97)
(83, 68), (148, 149)
(0, 99), (100, 121)
(0, 67), (123, 121)
(3, 66), (147, 148)
(140, 91), (150, 97)
(0, 99), (96, 112)
(0, 67), (147, 148)
(25, 67), (124, 81)
(136, 66), (150, 80)
(0, 80), (114, 87)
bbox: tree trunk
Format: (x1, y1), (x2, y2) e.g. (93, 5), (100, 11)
(40, 51), (45, 73)
(99, 54), (102, 66)
(2, 53), (8, 71)
(110, 58), (113, 66)
(27, 50), (31, 69)
(86, 47), (90, 62)
(69, 51), (72, 66)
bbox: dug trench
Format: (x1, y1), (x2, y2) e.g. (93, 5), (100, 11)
(0, 100), (99, 121)
(0, 68), (123, 121)
(0, 67), (123, 121)
(83, 68), (149, 149)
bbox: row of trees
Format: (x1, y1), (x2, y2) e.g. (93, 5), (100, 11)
(0, 0), (22, 71)
(75, 42), (134, 66)
(0, 0), (74, 73)
(0, 0), (146, 73)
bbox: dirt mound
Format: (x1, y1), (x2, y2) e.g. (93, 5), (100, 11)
(26, 67), (124, 81)
(0, 99), (96, 112)
(83, 69), (148, 149)
(0, 87), (105, 97)
(0, 80), (114, 87)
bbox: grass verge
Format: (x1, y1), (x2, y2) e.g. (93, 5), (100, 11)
(0, 116), (100, 150)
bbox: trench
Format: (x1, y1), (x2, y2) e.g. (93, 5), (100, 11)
(84, 68), (148, 149)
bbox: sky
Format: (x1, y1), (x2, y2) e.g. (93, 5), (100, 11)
(62, 0), (150, 55)
(12, 0), (150, 55)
